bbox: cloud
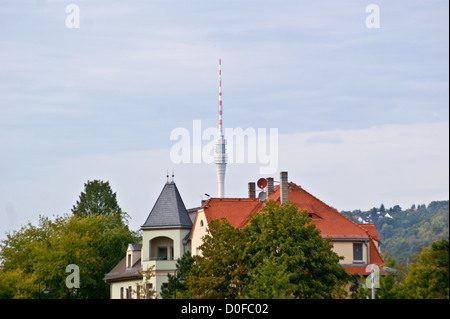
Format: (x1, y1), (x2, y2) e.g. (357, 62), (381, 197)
(1, 121), (447, 239)
(305, 133), (343, 144)
(278, 121), (449, 211)
(0, 0), (448, 239)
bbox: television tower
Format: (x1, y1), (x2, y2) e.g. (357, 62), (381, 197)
(214, 59), (227, 198)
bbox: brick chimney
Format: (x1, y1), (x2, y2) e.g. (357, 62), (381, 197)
(248, 182), (256, 198)
(280, 171), (288, 204)
(267, 177), (274, 196)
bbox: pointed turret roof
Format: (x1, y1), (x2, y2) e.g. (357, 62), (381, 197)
(141, 181), (192, 230)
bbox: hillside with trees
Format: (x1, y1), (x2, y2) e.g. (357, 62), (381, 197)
(340, 201), (449, 263)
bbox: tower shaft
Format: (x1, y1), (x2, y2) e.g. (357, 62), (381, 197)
(214, 58), (227, 198)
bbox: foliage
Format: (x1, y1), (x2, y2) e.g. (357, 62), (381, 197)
(188, 218), (247, 299)
(160, 251), (194, 299)
(241, 256), (294, 299)
(186, 200), (350, 299)
(350, 238), (449, 299)
(135, 265), (157, 299)
(72, 180), (127, 223)
(341, 201), (449, 262)
(396, 238), (449, 299)
(0, 180), (139, 299)
(0, 268), (37, 299)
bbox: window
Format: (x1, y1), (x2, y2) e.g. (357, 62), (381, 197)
(127, 254), (132, 268)
(158, 247), (168, 260)
(120, 287), (124, 299)
(145, 283), (153, 299)
(200, 220), (204, 228)
(353, 243), (364, 262)
(136, 284), (141, 299)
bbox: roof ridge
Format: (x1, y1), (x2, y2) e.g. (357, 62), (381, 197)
(209, 197), (260, 201)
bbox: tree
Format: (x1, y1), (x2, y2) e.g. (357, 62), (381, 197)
(187, 200), (350, 299)
(161, 252), (194, 299)
(241, 256), (293, 299)
(72, 180), (126, 222)
(396, 238), (449, 299)
(135, 265), (156, 299)
(0, 268), (37, 299)
(187, 218), (247, 299)
(0, 214), (139, 299)
(243, 201), (350, 298)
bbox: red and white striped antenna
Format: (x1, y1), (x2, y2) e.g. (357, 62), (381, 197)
(218, 58), (223, 137)
(215, 58), (227, 198)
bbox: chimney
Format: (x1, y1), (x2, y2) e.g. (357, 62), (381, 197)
(280, 171), (288, 204)
(267, 177), (274, 196)
(248, 182), (256, 198)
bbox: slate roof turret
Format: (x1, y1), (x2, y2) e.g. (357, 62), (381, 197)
(141, 181), (192, 230)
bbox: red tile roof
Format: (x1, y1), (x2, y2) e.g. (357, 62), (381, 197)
(359, 223), (381, 242)
(200, 197), (261, 228)
(342, 265), (386, 275)
(265, 183), (371, 239)
(198, 181), (385, 268)
(368, 236), (385, 265)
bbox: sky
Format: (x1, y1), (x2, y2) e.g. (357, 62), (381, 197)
(0, 0), (448, 237)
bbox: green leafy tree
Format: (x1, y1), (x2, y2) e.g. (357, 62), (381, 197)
(396, 238), (449, 299)
(242, 201), (350, 299)
(188, 218), (247, 299)
(72, 180), (126, 222)
(187, 200), (350, 299)
(375, 255), (398, 299)
(161, 251), (194, 299)
(1, 180), (139, 298)
(241, 256), (293, 299)
(0, 268), (37, 299)
(0, 214), (139, 299)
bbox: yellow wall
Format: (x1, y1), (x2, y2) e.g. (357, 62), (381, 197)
(191, 210), (208, 256)
(331, 241), (368, 264)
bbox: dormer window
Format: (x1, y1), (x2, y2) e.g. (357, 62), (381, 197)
(127, 253), (132, 268)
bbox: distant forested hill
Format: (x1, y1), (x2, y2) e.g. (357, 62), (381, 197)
(340, 201), (449, 262)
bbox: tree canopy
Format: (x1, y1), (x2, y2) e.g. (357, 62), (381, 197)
(341, 201), (449, 262)
(0, 180), (139, 299)
(72, 180), (126, 222)
(396, 238), (449, 299)
(185, 200), (350, 299)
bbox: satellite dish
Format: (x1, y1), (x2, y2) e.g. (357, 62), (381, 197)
(257, 178), (267, 189)
(258, 192), (267, 202)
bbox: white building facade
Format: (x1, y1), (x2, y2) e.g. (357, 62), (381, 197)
(104, 181), (193, 299)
